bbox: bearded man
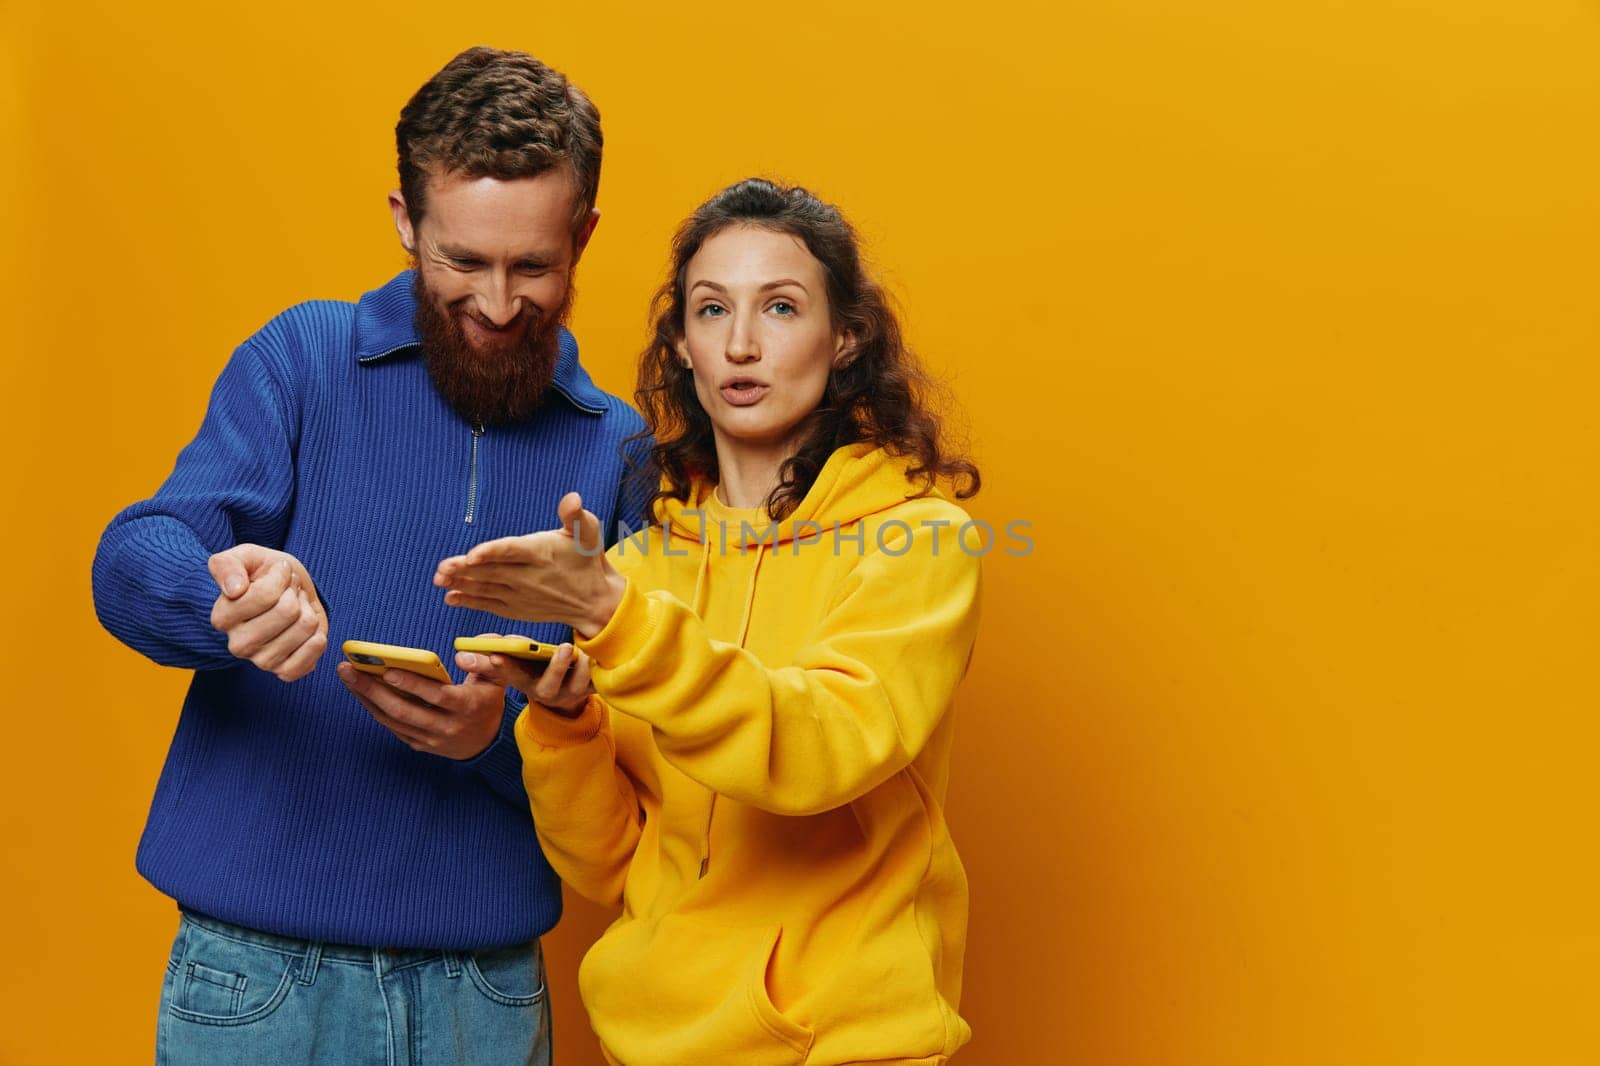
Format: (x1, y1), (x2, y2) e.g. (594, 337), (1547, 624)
(91, 47), (647, 1065)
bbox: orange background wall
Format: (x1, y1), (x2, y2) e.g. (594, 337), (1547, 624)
(5, 2), (1598, 1062)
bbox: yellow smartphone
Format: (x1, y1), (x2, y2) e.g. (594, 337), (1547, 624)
(453, 636), (560, 662)
(342, 640), (453, 684)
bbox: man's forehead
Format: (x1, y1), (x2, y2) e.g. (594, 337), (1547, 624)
(424, 166), (579, 212)
(418, 170), (579, 255)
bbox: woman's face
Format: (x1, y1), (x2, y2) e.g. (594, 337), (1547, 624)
(678, 225), (847, 465)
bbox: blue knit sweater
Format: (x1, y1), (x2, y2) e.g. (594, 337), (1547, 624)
(93, 271), (650, 949)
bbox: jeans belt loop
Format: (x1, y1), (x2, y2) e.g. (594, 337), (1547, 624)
(298, 941), (323, 986)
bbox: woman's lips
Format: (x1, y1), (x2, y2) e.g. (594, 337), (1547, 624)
(720, 381), (769, 406)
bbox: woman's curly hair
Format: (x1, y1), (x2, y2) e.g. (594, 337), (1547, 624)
(634, 178), (979, 519)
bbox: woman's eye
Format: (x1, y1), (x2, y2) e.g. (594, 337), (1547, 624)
(697, 304), (726, 317)
(770, 301), (796, 316)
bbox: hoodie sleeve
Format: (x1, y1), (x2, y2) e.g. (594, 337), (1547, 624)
(515, 695), (645, 907)
(575, 515), (981, 816)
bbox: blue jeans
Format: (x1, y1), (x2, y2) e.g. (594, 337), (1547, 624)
(157, 910), (551, 1066)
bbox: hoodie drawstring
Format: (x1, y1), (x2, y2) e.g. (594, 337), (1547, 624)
(734, 543), (765, 650)
(697, 527), (768, 879)
(690, 530), (712, 615)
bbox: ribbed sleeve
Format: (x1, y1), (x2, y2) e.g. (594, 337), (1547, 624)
(92, 340), (299, 668)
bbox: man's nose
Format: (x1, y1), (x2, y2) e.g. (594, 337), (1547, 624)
(474, 275), (523, 327)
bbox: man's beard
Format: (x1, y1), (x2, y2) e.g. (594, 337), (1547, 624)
(413, 272), (572, 427)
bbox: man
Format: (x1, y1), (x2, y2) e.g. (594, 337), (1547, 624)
(91, 47), (647, 1064)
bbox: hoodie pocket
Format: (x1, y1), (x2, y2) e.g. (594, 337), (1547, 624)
(581, 915), (815, 1066)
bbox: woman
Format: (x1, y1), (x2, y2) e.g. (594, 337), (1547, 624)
(436, 178), (983, 1065)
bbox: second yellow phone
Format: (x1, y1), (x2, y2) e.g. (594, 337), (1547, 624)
(453, 636), (560, 662)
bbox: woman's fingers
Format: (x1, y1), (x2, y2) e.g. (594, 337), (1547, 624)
(442, 590), (515, 615)
(465, 532), (548, 565)
(528, 644), (572, 704)
(457, 650), (543, 690)
(440, 563), (534, 590)
(564, 649), (593, 702)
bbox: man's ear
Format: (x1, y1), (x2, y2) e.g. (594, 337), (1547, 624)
(572, 208), (601, 264)
(388, 191), (416, 254)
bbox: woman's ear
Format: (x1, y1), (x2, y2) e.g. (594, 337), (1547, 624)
(674, 337), (693, 369)
(833, 330), (859, 369)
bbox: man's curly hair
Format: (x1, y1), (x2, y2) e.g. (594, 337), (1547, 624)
(396, 46), (602, 236)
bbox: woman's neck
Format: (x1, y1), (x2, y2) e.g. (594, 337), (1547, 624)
(712, 440), (794, 510)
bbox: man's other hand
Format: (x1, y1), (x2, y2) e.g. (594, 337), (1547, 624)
(208, 544), (329, 681)
(335, 660), (506, 760)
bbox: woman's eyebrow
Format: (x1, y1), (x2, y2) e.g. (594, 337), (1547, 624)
(759, 279), (808, 293)
(687, 278), (809, 294)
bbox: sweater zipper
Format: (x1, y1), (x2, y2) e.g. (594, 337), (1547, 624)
(465, 423), (484, 524)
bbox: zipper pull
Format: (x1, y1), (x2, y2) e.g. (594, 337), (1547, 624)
(465, 423), (486, 525)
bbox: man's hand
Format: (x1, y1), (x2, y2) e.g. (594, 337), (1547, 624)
(335, 659), (507, 760)
(208, 544), (329, 681)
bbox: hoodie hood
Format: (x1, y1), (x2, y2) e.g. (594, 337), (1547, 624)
(654, 443), (940, 547)
(645, 443), (948, 653)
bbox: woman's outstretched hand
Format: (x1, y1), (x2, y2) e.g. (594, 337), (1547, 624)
(434, 491), (627, 639)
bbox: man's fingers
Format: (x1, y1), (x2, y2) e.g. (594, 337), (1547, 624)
(337, 662), (512, 760)
(211, 560), (293, 632)
(378, 667), (450, 707)
(338, 663), (447, 729)
(221, 578), (303, 658)
(252, 590), (326, 679)
(296, 577), (328, 621)
(268, 592), (329, 681)
(338, 667), (434, 749)
(207, 551), (251, 598)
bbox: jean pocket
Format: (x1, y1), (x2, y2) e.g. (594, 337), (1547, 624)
(165, 919), (297, 1027)
(464, 941), (546, 1007)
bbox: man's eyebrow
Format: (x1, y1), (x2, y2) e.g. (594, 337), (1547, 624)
(434, 244), (557, 266)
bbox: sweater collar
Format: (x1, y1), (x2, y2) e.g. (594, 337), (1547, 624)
(352, 270), (610, 416)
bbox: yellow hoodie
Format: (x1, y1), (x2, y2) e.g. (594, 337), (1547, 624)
(515, 443), (981, 1066)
